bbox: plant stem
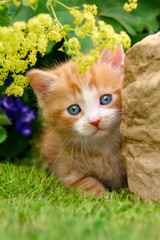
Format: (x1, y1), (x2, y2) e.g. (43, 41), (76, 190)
(50, 4), (62, 27)
(55, 0), (70, 10)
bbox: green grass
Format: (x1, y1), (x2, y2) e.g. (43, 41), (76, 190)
(0, 164), (160, 240)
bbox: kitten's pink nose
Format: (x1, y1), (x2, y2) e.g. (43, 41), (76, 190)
(90, 119), (100, 127)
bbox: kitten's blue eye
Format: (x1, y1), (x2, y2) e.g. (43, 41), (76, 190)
(100, 94), (112, 105)
(67, 105), (81, 115)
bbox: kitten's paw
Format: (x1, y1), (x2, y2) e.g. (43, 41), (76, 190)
(63, 174), (106, 197)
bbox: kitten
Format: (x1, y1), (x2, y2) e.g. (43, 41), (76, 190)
(27, 45), (127, 196)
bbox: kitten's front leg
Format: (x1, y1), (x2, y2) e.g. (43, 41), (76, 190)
(61, 171), (106, 197)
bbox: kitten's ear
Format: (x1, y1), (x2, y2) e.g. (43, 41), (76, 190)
(99, 45), (125, 76)
(27, 69), (58, 105)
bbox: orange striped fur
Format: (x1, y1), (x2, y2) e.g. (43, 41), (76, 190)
(27, 46), (127, 196)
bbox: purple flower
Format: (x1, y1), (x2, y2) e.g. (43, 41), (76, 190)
(22, 126), (32, 136)
(0, 94), (37, 136)
(15, 121), (32, 136)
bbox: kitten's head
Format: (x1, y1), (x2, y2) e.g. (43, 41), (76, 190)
(27, 46), (124, 141)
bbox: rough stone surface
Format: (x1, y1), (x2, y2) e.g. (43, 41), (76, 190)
(121, 32), (160, 200)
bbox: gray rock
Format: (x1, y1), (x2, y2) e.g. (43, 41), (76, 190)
(121, 32), (160, 200)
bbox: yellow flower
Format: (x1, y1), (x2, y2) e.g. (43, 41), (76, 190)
(47, 30), (62, 42)
(0, 42), (4, 53)
(69, 8), (84, 25)
(0, 80), (4, 86)
(91, 28), (100, 45)
(37, 14), (53, 28)
(0, 14), (57, 96)
(0, 68), (8, 82)
(27, 50), (37, 66)
(83, 4), (97, 15)
(83, 12), (95, 32)
(120, 31), (131, 49)
(0, 2), (132, 96)
(6, 83), (24, 97)
(123, 0), (138, 12)
(13, 21), (27, 30)
(47, 20), (63, 42)
(13, 75), (29, 88)
(37, 35), (48, 55)
(27, 18), (41, 32)
(64, 37), (81, 56)
(75, 26), (85, 38)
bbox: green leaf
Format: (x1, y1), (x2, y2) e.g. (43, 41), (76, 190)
(46, 41), (55, 54)
(131, 0), (159, 34)
(0, 116), (12, 126)
(0, 110), (12, 126)
(0, 4), (11, 26)
(8, 2), (34, 24)
(99, 7), (141, 35)
(0, 126), (7, 144)
(98, 0), (159, 35)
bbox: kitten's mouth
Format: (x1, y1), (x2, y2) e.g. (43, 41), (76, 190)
(93, 127), (105, 136)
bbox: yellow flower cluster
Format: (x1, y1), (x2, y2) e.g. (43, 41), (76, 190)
(0, 14), (64, 96)
(64, 37), (81, 57)
(70, 8), (84, 25)
(123, 0), (138, 12)
(6, 84), (24, 97)
(83, 4), (98, 15)
(0, 2), (132, 95)
(66, 4), (131, 73)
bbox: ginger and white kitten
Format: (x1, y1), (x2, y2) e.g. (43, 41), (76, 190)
(27, 46), (127, 196)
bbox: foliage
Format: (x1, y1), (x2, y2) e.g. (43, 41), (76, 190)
(0, 108), (12, 143)
(0, 164), (160, 240)
(0, 0), (159, 97)
(0, 1), (132, 98)
(6, 0), (158, 46)
(0, 89), (40, 159)
(0, 95), (37, 136)
(0, 0), (159, 162)
(0, 4), (10, 26)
